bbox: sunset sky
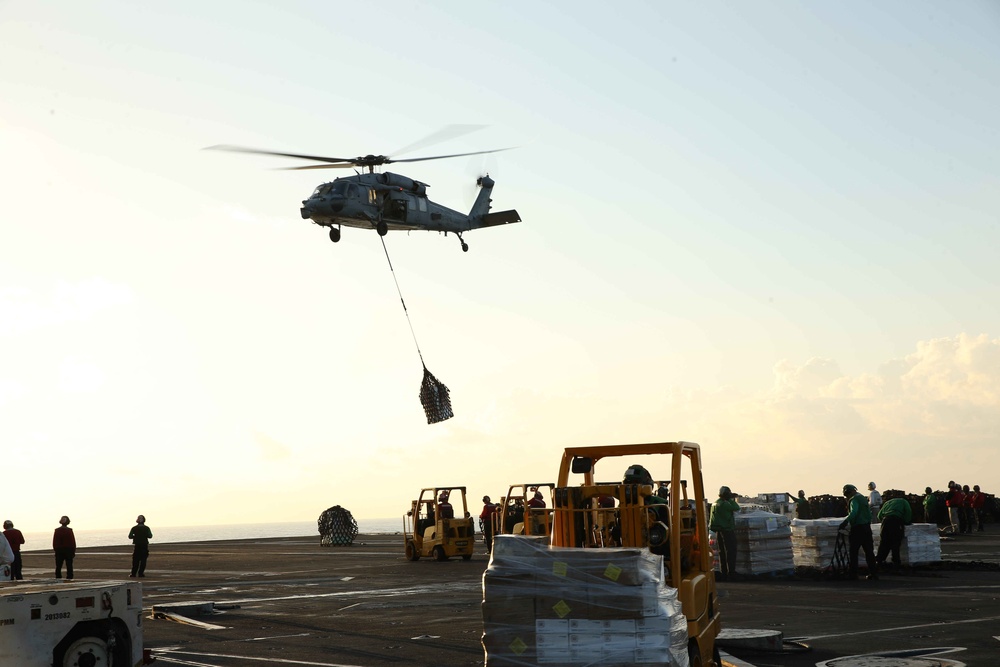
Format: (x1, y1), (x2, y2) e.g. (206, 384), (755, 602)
(2, 1), (998, 533)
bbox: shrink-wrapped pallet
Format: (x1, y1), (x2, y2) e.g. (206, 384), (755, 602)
(871, 523), (942, 565)
(712, 510), (794, 575)
(482, 535), (689, 666)
(790, 518), (843, 568)
(792, 519), (942, 569)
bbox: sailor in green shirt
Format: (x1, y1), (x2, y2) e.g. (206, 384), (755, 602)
(876, 497), (912, 571)
(838, 484), (878, 580)
(922, 487), (937, 524)
(710, 486), (740, 581)
(786, 490), (811, 519)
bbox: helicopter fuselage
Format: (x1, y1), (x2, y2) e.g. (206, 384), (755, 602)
(299, 171), (520, 245)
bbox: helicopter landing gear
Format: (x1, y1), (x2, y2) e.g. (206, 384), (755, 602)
(457, 233), (469, 253)
(376, 220), (388, 236)
(329, 227), (341, 243)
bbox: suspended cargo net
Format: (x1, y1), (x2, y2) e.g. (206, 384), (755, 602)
(420, 365), (453, 424)
(380, 236), (455, 423)
(318, 505), (359, 546)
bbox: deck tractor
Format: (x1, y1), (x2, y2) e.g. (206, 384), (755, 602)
(403, 486), (475, 561)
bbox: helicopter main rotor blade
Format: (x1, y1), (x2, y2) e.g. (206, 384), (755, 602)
(390, 124), (487, 158)
(280, 163), (358, 171)
(205, 145), (357, 165)
(390, 147), (514, 164)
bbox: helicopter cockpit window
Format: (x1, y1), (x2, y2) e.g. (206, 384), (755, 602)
(408, 197), (417, 211)
(315, 181), (350, 197)
(417, 198), (427, 213)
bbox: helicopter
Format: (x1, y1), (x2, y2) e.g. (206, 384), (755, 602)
(209, 139), (521, 252)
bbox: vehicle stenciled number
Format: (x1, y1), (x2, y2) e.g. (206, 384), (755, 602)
(44, 612), (71, 621)
(456, 541), (468, 546)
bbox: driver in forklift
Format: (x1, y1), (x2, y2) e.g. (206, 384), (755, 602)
(438, 491), (454, 519)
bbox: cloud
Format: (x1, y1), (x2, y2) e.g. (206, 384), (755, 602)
(688, 334), (1000, 495)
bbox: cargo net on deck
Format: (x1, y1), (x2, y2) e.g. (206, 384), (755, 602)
(419, 365), (453, 424)
(318, 505), (359, 546)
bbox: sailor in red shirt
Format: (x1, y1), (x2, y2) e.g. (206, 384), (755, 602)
(2, 520), (25, 580)
(52, 515), (76, 580)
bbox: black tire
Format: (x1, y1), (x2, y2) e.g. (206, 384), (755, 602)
(404, 540), (419, 562)
(461, 242), (469, 252)
(461, 554), (472, 561)
(54, 621), (130, 667)
(433, 545), (447, 561)
(688, 641), (703, 667)
(376, 221), (388, 236)
(713, 644), (722, 666)
(329, 227), (341, 243)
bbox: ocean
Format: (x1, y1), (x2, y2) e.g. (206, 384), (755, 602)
(17, 517), (403, 552)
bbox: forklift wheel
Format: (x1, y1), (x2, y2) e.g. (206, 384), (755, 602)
(433, 546), (448, 561)
(462, 554), (472, 561)
(688, 641), (704, 667)
(405, 540), (419, 561)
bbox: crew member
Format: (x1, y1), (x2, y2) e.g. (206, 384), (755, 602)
(129, 515), (153, 578)
(839, 485), (877, 581)
(480, 496), (497, 554)
(2, 520), (25, 580)
(710, 486), (740, 581)
(876, 497), (912, 571)
(53, 516), (76, 580)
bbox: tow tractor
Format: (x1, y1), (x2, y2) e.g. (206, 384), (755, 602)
(0, 578), (146, 667)
(403, 486), (475, 561)
(550, 441), (722, 667)
(494, 483), (555, 537)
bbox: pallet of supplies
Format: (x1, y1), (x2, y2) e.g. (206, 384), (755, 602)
(712, 510), (794, 575)
(790, 518), (843, 569)
(871, 523), (942, 565)
(482, 535), (689, 666)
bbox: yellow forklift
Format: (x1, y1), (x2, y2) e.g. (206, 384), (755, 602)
(550, 442), (722, 667)
(494, 483), (555, 537)
(403, 486), (475, 561)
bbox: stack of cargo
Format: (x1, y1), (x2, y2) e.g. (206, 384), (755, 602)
(713, 510), (794, 575)
(789, 518), (843, 569)
(482, 535), (689, 666)
(871, 523), (942, 565)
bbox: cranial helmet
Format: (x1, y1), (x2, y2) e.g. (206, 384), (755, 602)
(843, 484), (857, 497)
(868, 482), (876, 490)
(137, 515), (146, 524)
(482, 495), (491, 503)
(2, 520), (11, 529)
(719, 486), (732, 498)
(59, 516), (70, 525)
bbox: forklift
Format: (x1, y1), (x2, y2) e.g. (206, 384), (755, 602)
(403, 486), (475, 561)
(550, 442), (722, 667)
(494, 482), (555, 537)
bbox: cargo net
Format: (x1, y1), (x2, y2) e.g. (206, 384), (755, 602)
(318, 505), (359, 546)
(419, 365), (453, 424)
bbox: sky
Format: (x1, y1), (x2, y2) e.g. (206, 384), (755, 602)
(2, 1), (999, 532)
